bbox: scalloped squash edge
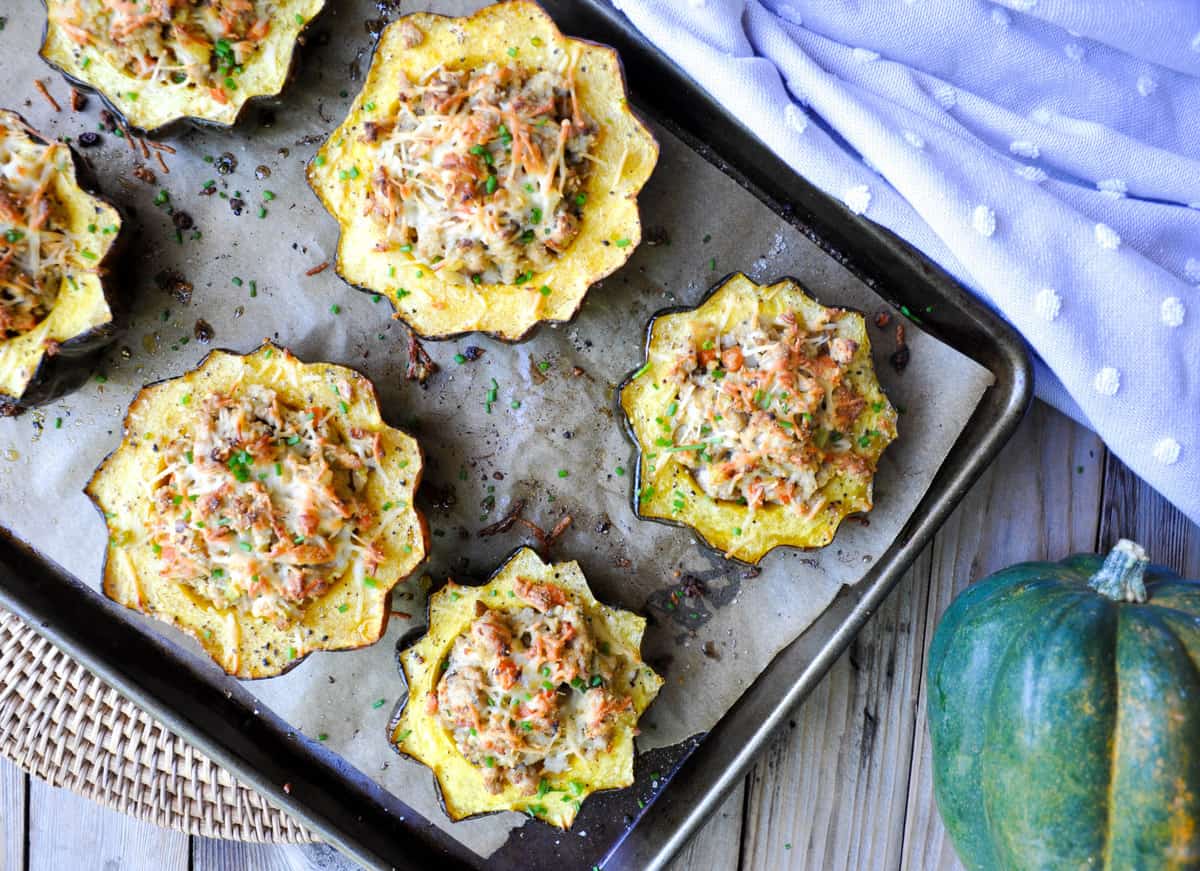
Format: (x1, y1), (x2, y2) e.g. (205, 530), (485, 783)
(307, 0), (659, 341)
(84, 343), (430, 678)
(619, 273), (899, 564)
(0, 108), (124, 408)
(391, 546), (663, 828)
(40, 0), (326, 133)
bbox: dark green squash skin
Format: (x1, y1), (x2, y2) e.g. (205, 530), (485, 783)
(928, 555), (1200, 870)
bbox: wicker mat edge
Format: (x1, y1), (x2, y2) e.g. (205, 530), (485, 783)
(0, 609), (315, 842)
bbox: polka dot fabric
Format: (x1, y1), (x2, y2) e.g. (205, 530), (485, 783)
(609, 0), (1200, 525)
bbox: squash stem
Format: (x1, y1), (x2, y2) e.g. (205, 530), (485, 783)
(1087, 539), (1149, 603)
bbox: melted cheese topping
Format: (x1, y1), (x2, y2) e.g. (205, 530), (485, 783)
(48, 0), (275, 98)
(433, 577), (632, 796)
(149, 383), (384, 625)
(0, 124), (71, 339)
(667, 310), (876, 514)
(363, 60), (597, 285)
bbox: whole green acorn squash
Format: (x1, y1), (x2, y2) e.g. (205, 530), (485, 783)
(928, 540), (1200, 870)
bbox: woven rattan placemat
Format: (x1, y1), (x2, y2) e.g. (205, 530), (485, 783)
(0, 609), (314, 842)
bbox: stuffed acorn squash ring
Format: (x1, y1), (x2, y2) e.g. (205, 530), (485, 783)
(41, 0), (326, 134)
(308, 1), (659, 341)
(0, 109), (124, 409)
(391, 547), (663, 828)
(86, 344), (429, 678)
(619, 273), (899, 564)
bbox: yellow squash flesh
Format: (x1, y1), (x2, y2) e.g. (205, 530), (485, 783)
(307, 1), (658, 341)
(391, 547), (663, 828)
(40, 0), (325, 133)
(620, 273), (899, 564)
(0, 109), (122, 408)
(85, 344), (429, 679)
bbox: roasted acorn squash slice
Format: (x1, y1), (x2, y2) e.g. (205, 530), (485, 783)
(307, 1), (658, 341)
(619, 273), (899, 564)
(391, 547), (663, 828)
(40, 0), (325, 134)
(0, 109), (123, 409)
(85, 344), (429, 678)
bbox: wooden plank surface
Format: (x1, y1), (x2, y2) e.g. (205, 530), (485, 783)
(898, 401), (1106, 871)
(0, 760), (25, 871)
(7, 402), (1198, 871)
(193, 839), (353, 871)
(665, 783), (746, 871)
(737, 551), (931, 871)
(26, 779), (189, 871)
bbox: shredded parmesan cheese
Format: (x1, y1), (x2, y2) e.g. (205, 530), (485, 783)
(667, 310), (878, 513)
(433, 577), (633, 795)
(0, 122), (71, 339)
(148, 383), (385, 625)
(48, 0), (277, 97)
(363, 61), (597, 285)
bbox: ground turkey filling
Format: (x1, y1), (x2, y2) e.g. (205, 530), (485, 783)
(665, 309), (881, 515)
(0, 127), (70, 339)
(49, 0), (276, 98)
(149, 384), (384, 626)
(364, 60), (597, 285)
(431, 577), (633, 795)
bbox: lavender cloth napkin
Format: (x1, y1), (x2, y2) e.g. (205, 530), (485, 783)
(608, 0), (1200, 527)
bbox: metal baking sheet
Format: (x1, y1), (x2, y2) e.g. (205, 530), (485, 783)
(0, 2), (1031, 869)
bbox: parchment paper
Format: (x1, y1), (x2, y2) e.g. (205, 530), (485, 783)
(0, 1), (992, 859)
